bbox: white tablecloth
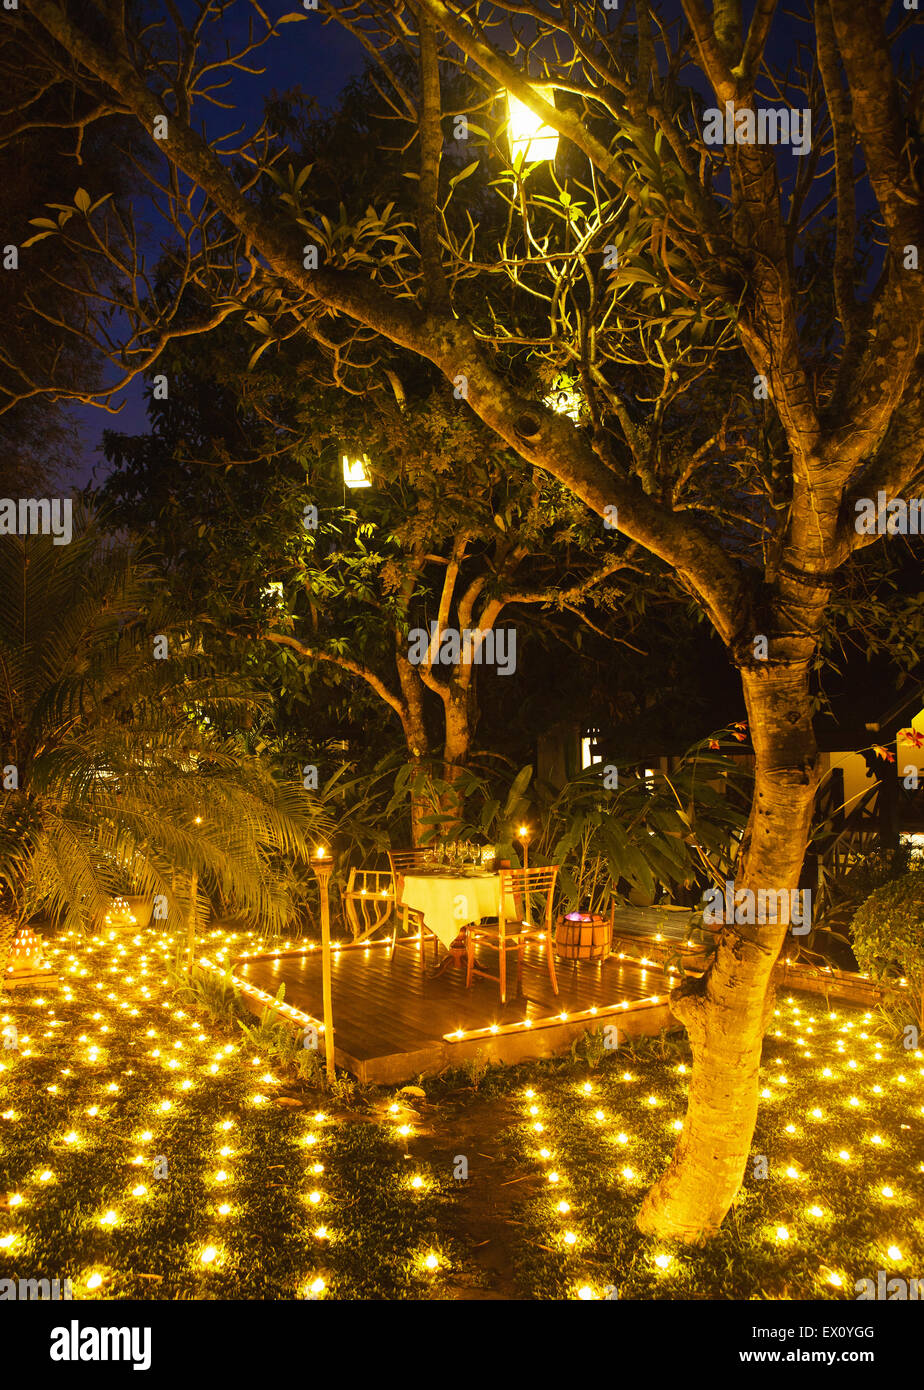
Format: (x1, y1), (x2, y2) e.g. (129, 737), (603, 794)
(400, 872), (514, 950)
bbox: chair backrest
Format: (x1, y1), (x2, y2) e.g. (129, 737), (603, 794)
(498, 865), (559, 929)
(387, 849), (430, 875)
(387, 848), (430, 898)
(343, 867), (394, 939)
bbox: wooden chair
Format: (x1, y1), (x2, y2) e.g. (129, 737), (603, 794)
(343, 868), (394, 942)
(387, 849), (440, 963)
(466, 865), (559, 1004)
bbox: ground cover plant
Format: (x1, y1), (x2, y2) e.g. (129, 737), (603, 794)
(1, 923), (920, 1299)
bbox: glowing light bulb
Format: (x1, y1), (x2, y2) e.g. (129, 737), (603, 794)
(888, 1246), (902, 1262)
(557, 1200), (570, 1214)
(201, 1246), (217, 1264)
(654, 1254), (671, 1270)
(775, 1227), (789, 1242)
(86, 1273), (103, 1290)
(424, 1253), (439, 1271)
(563, 1231), (577, 1246)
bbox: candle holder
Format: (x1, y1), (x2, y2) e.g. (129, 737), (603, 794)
(311, 848), (336, 1083)
(516, 824), (533, 872)
(516, 824), (533, 924)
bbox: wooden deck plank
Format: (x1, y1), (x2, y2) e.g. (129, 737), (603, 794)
(234, 941), (667, 1065)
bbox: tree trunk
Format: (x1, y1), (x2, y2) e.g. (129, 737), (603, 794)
(438, 684), (473, 835)
(637, 662), (820, 1242)
(396, 653), (431, 847)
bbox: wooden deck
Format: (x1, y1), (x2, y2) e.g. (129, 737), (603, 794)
(216, 939), (678, 1085)
(197, 906), (907, 1085)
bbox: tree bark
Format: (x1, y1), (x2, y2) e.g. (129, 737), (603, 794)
(437, 682), (474, 834)
(637, 661), (820, 1241)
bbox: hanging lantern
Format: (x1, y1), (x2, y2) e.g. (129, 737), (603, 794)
(506, 85), (559, 164)
(342, 454), (372, 489)
(544, 375), (582, 422)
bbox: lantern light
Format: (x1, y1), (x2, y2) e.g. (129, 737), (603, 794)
(505, 86), (559, 163)
(343, 454), (372, 489)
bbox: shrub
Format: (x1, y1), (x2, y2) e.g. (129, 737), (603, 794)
(851, 872), (924, 1035)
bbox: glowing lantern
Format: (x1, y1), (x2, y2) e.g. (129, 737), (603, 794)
(104, 898), (137, 929)
(5, 927), (47, 981)
(506, 86), (559, 163)
(343, 454), (372, 489)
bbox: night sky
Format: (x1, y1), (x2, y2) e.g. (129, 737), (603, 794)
(69, 5), (367, 488)
(63, 0), (921, 488)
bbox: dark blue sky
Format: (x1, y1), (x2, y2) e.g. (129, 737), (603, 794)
(71, 5), (367, 487)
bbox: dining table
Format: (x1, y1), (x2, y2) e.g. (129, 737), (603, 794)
(398, 866), (518, 974)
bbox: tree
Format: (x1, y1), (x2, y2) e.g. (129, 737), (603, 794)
(97, 341), (655, 839)
(0, 510), (327, 996)
(10, 0), (924, 1243)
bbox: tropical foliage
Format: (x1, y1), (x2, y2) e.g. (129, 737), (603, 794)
(0, 512), (328, 989)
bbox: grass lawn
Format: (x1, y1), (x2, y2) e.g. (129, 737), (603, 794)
(1, 924), (922, 1300)
(0, 926), (456, 1299)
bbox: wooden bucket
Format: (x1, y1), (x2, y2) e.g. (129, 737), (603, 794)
(555, 913), (610, 961)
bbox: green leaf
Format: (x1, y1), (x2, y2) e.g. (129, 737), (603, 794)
(449, 160), (479, 189)
(502, 764), (533, 818)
